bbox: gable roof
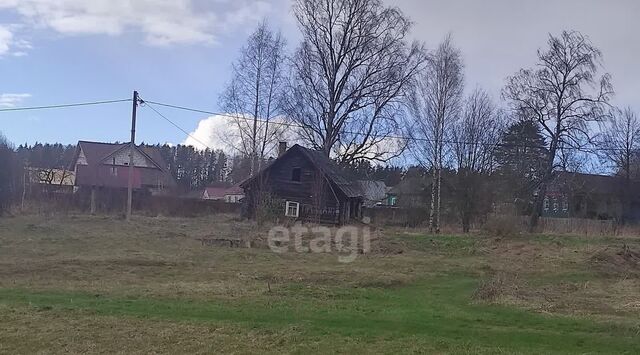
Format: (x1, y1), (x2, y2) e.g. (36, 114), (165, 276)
(204, 187), (228, 199)
(74, 141), (168, 171)
(71, 141), (175, 189)
(357, 180), (387, 201)
(241, 144), (362, 198)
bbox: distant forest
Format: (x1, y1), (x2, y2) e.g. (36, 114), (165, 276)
(14, 143), (406, 192)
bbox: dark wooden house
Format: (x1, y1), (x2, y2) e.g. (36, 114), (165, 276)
(240, 144), (363, 224)
(541, 172), (640, 221)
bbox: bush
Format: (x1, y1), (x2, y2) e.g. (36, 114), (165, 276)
(255, 192), (284, 224)
(483, 214), (522, 238)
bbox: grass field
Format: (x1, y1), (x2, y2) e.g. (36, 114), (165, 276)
(1, 214), (639, 354)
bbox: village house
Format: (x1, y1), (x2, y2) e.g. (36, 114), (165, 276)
(541, 171), (640, 221)
(70, 141), (175, 195)
(202, 185), (245, 203)
(241, 143), (365, 224)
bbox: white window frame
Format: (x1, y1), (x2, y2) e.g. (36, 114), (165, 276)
(285, 201), (300, 218)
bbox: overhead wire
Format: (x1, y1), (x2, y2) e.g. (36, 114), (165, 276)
(0, 98), (132, 112)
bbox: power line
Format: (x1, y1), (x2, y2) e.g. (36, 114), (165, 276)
(139, 98), (216, 151)
(140, 98), (628, 153)
(0, 98), (132, 112)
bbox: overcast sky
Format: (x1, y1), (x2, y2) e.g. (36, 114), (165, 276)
(0, 0), (638, 149)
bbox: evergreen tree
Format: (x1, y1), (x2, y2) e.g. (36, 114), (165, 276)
(494, 119), (548, 213)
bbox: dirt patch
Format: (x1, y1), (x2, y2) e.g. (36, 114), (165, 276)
(472, 273), (518, 302)
(590, 244), (640, 276)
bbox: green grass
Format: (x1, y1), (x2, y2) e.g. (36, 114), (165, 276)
(1, 276), (638, 354)
(2, 215), (640, 353)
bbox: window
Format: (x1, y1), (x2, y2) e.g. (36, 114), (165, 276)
(285, 201), (300, 217)
(291, 168), (301, 182)
(562, 197), (569, 212)
(543, 197), (550, 211)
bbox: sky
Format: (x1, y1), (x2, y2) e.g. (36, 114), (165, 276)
(0, 0), (638, 151)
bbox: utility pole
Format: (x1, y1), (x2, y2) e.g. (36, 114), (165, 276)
(126, 90), (139, 221)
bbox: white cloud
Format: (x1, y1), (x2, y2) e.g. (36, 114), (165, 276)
(184, 115), (237, 151)
(0, 0), (273, 46)
(0, 93), (31, 108)
(183, 114), (300, 156)
(0, 24), (31, 56)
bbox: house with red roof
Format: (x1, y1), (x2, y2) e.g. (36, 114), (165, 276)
(203, 185), (244, 203)
(70, 141), (175, 194)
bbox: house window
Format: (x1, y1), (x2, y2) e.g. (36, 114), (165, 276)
(291, 168), (301, 182)
(553, 198), (559, 212)
(543, 197), (550, 211)
(562, 197), (569, 212)
(285, 201), (300, 217)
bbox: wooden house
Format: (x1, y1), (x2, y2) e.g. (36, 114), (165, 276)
(542, 172), (637, 220)
(70, 141), (175, 195)
(240, 143), (364, 224)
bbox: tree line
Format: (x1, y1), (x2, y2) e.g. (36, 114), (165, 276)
(216, 0), (638, 232)
(3, 0), (638, 232)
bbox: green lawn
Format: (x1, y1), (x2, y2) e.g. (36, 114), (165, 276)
(0, 215), (639, 353)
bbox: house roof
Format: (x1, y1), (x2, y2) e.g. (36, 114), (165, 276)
(356, 180), (387, 202)
(72, 141), (175, 188)
(241, 144), (363, 198)
(75, 141), (168, 171)
(204, 187), (228, 199)
(549, 171), (626, 195)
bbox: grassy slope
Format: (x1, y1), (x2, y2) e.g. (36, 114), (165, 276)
(0, 215), (639, 354)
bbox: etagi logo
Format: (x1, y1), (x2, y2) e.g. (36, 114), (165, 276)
(267, 222), (372, 263)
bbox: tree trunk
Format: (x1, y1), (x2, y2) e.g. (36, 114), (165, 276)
(435, 165), (442, 234)
(529, 143), (556, 232)
(90, 186), (96, 215)
(428, 166), (437, 234)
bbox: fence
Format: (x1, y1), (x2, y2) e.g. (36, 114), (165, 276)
(20, 188), (241, 217)
(363, 206), (430, 227)
(532, 217), (617, 236)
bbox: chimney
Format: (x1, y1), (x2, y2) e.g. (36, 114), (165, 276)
(278, 141), (287, 158)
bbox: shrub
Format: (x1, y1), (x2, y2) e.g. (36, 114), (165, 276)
(483, 214), (522, 238)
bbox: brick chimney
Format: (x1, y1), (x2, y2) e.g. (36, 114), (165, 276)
(278, 141), (287, 158)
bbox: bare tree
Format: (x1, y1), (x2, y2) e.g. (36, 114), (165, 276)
(0, 133), (15, 214)
(597, 107), (640, 182)
(284, 0), (426, 164)
(503, 30), (612, 231)
(406, 35), (464, 233)
(450, 89), (503, 232)
(220, 21), (287, 175)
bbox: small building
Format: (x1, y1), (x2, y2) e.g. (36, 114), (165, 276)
(356, 180), (388, 207)
(241, 143), (363, 224)
(202, 185), (244, 203)
(70, 141), (175, 194)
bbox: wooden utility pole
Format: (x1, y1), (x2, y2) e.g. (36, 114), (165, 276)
(126, 91), (139, 221)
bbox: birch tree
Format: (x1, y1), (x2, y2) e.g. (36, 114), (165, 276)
(503, 30), (613, 231)
(284, 0), (426, 163)
(406, 35), (464, 234)
(220, 21), (286, 175)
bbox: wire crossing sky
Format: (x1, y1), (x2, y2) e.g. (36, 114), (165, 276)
(0, 0), (637, 149)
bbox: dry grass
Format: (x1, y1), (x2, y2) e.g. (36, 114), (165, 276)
(1, 214), (640, 353)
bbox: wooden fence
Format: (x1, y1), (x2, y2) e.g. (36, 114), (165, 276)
(21, 189), (241, 217)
